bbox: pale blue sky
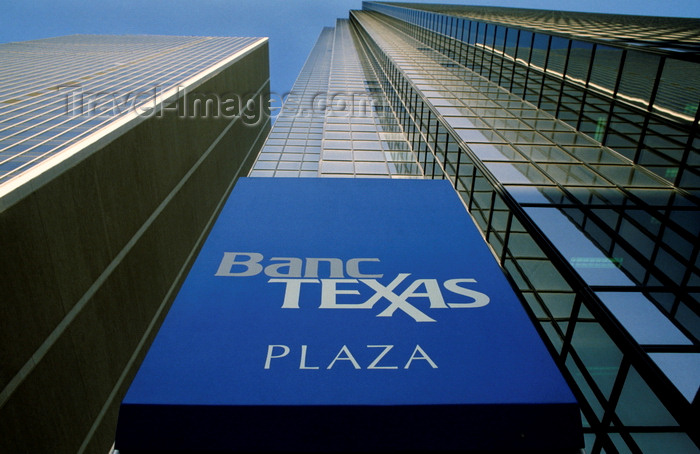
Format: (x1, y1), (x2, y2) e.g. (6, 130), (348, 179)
(1, 0), (698, 97)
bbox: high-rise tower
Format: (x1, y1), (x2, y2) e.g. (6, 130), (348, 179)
(248, 3), (699, 453)
(0, 35), (270, 453)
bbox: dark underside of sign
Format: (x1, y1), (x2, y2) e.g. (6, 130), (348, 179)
(116, 402), (582, 453)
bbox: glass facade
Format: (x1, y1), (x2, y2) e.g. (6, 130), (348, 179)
(371, 2), (700, 194)
(250, 20), (422, 178)
(0, 35), (262, 186)
(252, 3), (699, 453)
(0, 34), (271, 454)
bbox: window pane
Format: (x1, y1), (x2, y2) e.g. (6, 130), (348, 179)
(617, 50), (661, 110)
(516, 30), (533, 65)
(589, 45), (624, 94)
(616, 367), (678, 426)
(570, 321), (622, 397)
(566, 40), (593, 84)
(654, 58), (700, 124)
(530, 33), (549, 71)
(547, 36), (569, 77)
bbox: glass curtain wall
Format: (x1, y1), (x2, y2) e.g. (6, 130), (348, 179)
(355, 5), (699, 453)
(250, 20), (422, 178)
(0, 35), (262, 184)
(364, 2), (700, 194)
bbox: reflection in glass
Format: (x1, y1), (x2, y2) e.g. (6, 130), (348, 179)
(547, 36), (569, 77)
(654, 58), (700, 123)
(589, 44), (623, 94)
(566, 41), (593, 85)
(525, 206), (634, 286)
(596, 292), (691, 346)
(617, 50), (661, 110)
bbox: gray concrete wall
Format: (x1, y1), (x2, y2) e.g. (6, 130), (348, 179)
(0, 41), (270, 454)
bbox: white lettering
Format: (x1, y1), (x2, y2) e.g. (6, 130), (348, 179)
(346, 258), (383, 278)
(263, 344), (437, 369)
(320, 279), (367, 308)
(399, 279), (448, 309)
(215, 254), (385, 279)
(327, 345), (361, 369)
(404, 345), (438, 369)
(215, 252), (263, 276)
(444, 279), (490, 308)
(304, 258), (344, 278)
(264, 345), (290, 369)
(362, 274), (436, 322)
(299, 345), (319, 369)
(367, 345), (398, 369)
(268, 278), (320, 308)
(217, 252), (492, 322)
(265, 257), (303, 277)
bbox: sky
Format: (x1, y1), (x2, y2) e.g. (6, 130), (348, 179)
(1, 0), (699, 98)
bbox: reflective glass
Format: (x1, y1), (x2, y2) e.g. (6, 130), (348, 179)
(649, 353), (700, 402)
(589, 44), (624, 94)
(566, 40), (593, 84)
(615, 367), (678, 426)
(530, 33), (549, 70)
(516, 30), (533, 65)
(526, 207), (635, 286)
(617, 50), (661, 109)
(570, 321), (622, 398)
(597, 292), (692, 345)
(547, 36), (569, 77)
(654, 58), (700, 124)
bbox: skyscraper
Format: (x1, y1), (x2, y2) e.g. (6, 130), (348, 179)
(247, 3), (699, 453)
(0, 35), (269, 453)
(4, 3), (698, 453)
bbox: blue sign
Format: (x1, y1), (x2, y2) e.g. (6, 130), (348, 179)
(116, 178), (581, 452)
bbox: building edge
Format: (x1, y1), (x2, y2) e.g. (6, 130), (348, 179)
(0, 40), (270, 453)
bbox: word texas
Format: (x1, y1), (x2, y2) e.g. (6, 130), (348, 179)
(215, 252), (490, 322)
